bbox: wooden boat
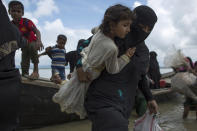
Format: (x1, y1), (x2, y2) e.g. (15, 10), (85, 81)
(20, 77), (80, 129)
(19, 71), (176, 129)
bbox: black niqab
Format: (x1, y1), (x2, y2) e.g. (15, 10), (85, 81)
(148, 51), (161, 89)
(116, 5), (157, 56)
(133, 5), (157, 28)
(0, 1), (17, 45)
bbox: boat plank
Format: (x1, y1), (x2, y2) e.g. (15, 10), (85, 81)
(21, 77), (60, 89)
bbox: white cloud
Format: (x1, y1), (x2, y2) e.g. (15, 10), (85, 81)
(133, 1), (142, 8)
(33, 0), (58, 18)
(42, 19), (91, 50)
(12, 0), (197, 68)
(15, 18), (92, 66)
(4, 0), (58, 18)
(145, 0), (197, 66)
(24, 12), (39, 25)
(12, 0), (91, 66)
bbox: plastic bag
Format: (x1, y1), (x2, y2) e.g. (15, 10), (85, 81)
(52, 62), (100, 119)
(134, 110), (163, 131)
(171, 72), (197, 101)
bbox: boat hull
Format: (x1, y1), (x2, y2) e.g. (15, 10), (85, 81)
(20, 82), (80, 128)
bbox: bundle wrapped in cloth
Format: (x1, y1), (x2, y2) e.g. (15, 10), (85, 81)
(164, 48), (197, 101)
(171, 72), (197, 101)
(164, 48), (188, 69)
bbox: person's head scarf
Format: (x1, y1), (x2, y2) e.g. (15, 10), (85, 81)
(126, 5), (158, 48)
(115, 5), (157, 56)
(150, 51), (157, 58)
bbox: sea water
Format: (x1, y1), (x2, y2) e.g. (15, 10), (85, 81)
(21, 67), (173, 79)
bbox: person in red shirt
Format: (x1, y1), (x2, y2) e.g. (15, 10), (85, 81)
(8, 0), (44, 79)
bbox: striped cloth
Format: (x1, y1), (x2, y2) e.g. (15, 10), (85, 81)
(51, 47), (66, 69)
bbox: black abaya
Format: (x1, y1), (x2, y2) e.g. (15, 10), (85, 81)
(0, 1), (26, 130)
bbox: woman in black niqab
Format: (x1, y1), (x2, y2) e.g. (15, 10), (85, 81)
(0, 1), (26, 130)
(85, 5), (158, 131)
(148, 51), (161, 89)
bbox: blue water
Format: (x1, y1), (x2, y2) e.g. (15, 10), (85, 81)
(20, 68), (173, 79)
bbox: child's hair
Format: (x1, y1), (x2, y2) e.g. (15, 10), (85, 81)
(8, 0), (24, 14)
(100, 4), (133, 35)
(57, 34), (67, 41)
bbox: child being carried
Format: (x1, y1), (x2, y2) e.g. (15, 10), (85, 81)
(53, 4), (136, 119)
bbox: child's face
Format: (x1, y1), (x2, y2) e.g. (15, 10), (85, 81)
(112, 19), (132, 39)
(9, 5), (23, 22)
(57, 37), (66, 49)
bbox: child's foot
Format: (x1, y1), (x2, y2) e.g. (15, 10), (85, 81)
(29, 72), (39, 80)
(52, 74), (62, 84)
(54, 78), (62, 84)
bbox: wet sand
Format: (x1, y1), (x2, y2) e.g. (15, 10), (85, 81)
(24, 95), (197, 131)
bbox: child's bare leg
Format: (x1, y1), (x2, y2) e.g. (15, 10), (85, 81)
(30, 63), (39, 79)
(29, 41), (40, 79)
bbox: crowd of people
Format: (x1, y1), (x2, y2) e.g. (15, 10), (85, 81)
(1, 0), (196, 131)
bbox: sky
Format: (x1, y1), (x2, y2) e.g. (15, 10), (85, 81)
(2, 0), (197, 67)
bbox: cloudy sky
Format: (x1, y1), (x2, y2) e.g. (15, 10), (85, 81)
(2, 0), (197, 67)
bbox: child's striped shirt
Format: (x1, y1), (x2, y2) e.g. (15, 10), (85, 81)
(51, 47), (66, 69)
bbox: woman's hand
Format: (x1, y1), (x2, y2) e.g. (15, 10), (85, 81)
(150, 79), (155, 84)
(76, 67), (92, 82)
(125, 47), (136, 58)
(148, 100), (158, 114)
